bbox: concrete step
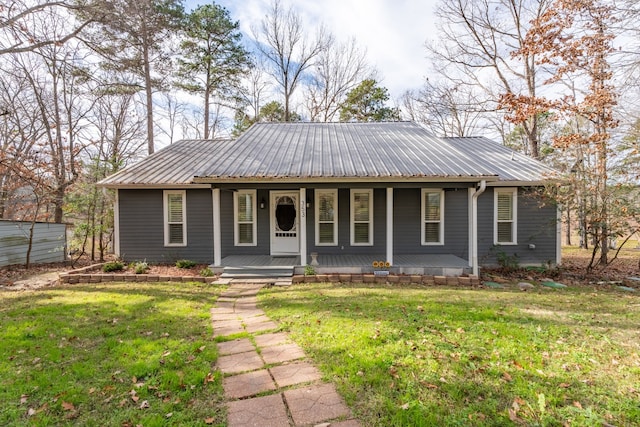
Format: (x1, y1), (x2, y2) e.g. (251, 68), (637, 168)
(221, 266), (294, 279)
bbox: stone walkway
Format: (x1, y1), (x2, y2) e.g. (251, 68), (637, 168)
(212, 283), (361, 427)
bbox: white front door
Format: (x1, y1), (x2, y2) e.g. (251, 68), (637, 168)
(270, 191), (299, 255)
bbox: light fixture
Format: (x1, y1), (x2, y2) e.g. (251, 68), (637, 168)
(260, 197), (266, 209)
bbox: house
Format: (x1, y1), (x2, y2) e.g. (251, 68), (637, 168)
(99, 122), (560, 277)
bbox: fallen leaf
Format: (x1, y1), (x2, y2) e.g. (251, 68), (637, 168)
(165, 412), (173, 418)
(503, 372), (513, 382)
(558, 383), (571, 389)
(573, 401), (583, 409)
(139, 400), (149, 409)
(204, 417), (214, 424)
(512, 360), (524, 370)
(400, 403), (410, 410)
(118, 399), (127, 408)
(204, 372), (215, 384)
(27, 408), (36, 417)
(162, 351), (171, 357)
(508, 408), (519, 422)
(417, 305), (424, 312)
(20, 394), (28, 404)
(61, 401), (75, 411)
(88, 388), (95, 395)
(197, 345), (206, 352)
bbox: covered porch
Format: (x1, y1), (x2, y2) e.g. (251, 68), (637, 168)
(214, 254), (471, 277)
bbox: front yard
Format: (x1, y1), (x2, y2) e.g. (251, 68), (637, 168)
(260, 283), (640, 426)
(0, 282), (226, 426)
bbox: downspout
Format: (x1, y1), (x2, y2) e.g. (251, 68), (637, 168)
(471, 180), (487, 277)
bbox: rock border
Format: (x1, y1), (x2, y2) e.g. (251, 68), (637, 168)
(58, 263), (218, 285)
(293, 274), (481, 286)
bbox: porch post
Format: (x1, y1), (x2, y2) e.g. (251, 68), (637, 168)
(113, 189), (120, 257)
(386, 187), (393, 266)
(212, 188), (221, 266)
(300, 188), (307, 266)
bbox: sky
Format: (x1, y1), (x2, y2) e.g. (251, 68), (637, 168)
(212, 0), (439, 100)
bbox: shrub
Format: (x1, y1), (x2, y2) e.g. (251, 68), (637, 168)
(304, 265), (316, 276)
(199, 267), (214, 277)
(103, 261), (124, 272)
(176, 259), (197, 269)
(133, 261), (149, 274)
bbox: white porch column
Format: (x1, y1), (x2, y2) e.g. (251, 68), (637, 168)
(113, 189), (120, 257)
(300, 188), (307, 266)
(212, 188), (221, 266)
(386, 187), (393, 266)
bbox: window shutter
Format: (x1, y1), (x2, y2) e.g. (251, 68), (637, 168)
(167, 194), (183, 223)
(353, 192), (370, 222)
(318, 194), (334, 222)
(497, 193), (512, 221)
(238, 193), (253, 222)
(424, 192), (440, 221)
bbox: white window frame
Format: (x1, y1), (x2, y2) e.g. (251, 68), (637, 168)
(234, 190), (257, 246)
(494, 187), (518, 245)
(315, 189), (338, 246)
(163, 190), (187, 247)
(421, 189), (444, 246)
(350, 189), (373, 246)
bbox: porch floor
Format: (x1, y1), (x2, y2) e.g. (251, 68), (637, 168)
(218, 254), (471, 276)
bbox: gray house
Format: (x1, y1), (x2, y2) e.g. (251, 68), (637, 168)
(99, 122), (559, 276)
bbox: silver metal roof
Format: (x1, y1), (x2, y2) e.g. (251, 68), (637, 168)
(99, 122), (556, 187)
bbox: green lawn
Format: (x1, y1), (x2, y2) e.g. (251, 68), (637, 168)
(259, 283), (640, 426)
(0, 282), (226, 427)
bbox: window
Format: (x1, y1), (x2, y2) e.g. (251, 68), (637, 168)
(350, 189), (373, 245)
(315, 189), (337, 245)
(234, 190), (257, 246)
(164, 190), (186, 246)
(495, 188), (517, 245)
(421, 189), (444, 245)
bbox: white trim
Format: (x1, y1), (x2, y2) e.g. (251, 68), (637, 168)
(163, 190), (187, 247)
(494, 187), (518, 245)
(471, 181), (487, 276)
(192, 176), (500, 185)
(315, 189), (338, 246)
(350, 189), (373, 246)
(234, 190), (257, 246)
(386, 188), (393, 266)
(468, 188), (474, 267)
(300, 188), (307, 266)
(212, 188), (221, 266)
(556, 204), (562, 266)
(113, 189), (120, 256)
(421, 189), (445, 246)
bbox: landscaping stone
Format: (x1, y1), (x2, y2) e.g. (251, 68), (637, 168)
(446, 276), (459, 286)
(261, 343), (306, 364)
(518, 282), (535, 291)
(316, 274), (329, 282)
(226, 394), (289, 427)
(245, 320), (279, 334)
(217, 338), (254, 356)
(351, 274), (363, 283)
(434, 276), (447, 285)
(422, 275), (435, 285)
(410, 275), (422, 284)
(292, 275), (304, 283)
(269, 361), (322, 388)
(339, 274), (352, 283)
(363, 274), (375, 283)
(284, 383), (351, 426)
(223, 369), (276, 399)
(254, 332), (290, 348)
(399, 275), (411, 284)
(216, 350), (264, 374)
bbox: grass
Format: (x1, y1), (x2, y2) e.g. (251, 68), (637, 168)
(259, 283), (640, 426)
(0, 282), (226, 427)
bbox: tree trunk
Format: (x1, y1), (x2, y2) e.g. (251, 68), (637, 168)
(143, 36), (154, 154)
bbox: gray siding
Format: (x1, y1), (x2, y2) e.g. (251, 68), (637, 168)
(118, 189), (213, 263)
(393, 188), (469, 259)
(0, 221), (67, 267)
(477, 187), (557, 266)
(220, 189), (271, 257)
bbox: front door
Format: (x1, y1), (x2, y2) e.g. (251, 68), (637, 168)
(270, 191), (299, 255)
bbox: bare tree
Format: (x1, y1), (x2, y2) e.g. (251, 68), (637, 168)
(401, 80), (488, 137)
(429, 0), (553, 158)
(305, 37), (372, 122)
(252, 0), (332, 122)
(0, 1), (100, 55)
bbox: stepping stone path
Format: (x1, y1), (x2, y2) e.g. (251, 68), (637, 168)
(212, 283), (361, 427)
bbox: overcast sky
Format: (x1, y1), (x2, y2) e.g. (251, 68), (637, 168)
(211, 0), (439, 100)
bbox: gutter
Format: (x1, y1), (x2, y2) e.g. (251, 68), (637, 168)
(471, 180), (487, 277)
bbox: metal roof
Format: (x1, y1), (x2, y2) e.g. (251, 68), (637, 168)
(99, 122), (557, 187)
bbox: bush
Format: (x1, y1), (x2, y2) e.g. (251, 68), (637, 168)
(199, 267), (214, 277)
(103, 261), (124, 272)
(176, 259), (197, 269)
(133, 261), (149, 274)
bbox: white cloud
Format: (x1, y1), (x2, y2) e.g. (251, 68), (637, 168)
(213, 0), (437, 99)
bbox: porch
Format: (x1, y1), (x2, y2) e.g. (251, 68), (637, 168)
(214, 254), (471, 277)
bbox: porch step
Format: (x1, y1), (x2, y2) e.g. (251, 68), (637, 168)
(220, 265), (294, 279)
